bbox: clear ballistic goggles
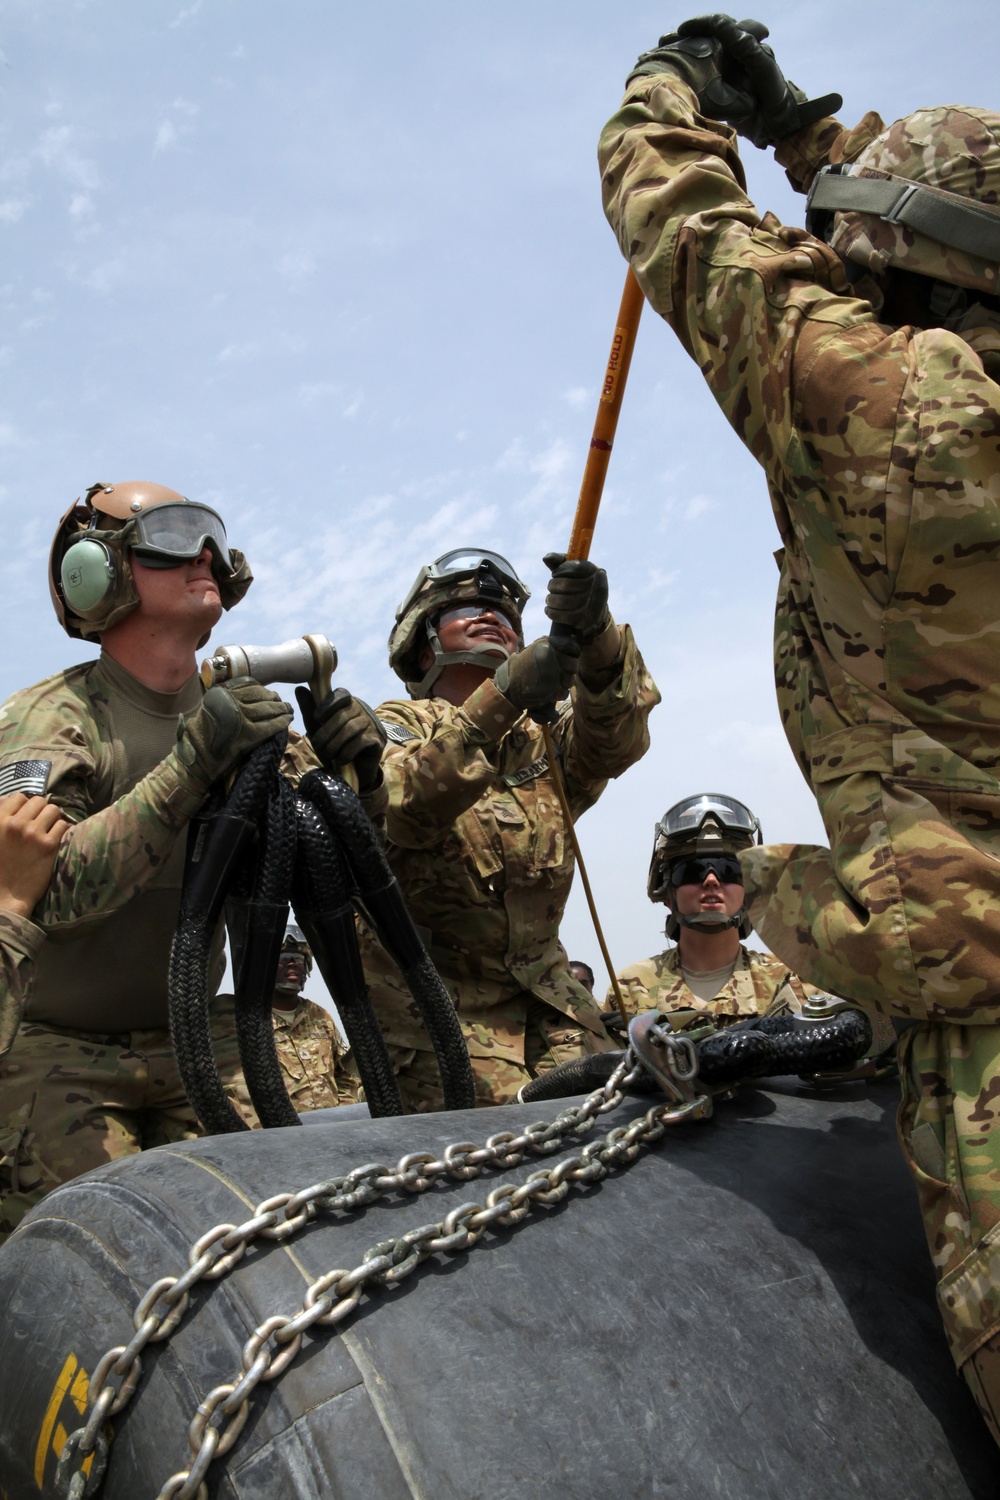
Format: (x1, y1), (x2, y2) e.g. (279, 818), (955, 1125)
(398, 547), (529, 619)
(436, 602), (518, 633)
(128, 502), (232, 570)
(655, 793), (762, 847)
(669, 855), (745, 888)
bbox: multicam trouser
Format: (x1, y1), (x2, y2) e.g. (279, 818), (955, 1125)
(389, 996), (615, 1113)
(0, 1010), (247, 1244)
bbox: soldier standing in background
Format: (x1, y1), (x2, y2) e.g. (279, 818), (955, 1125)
(219, 925), (361, 1122)
(599, 14), (1000, 1437)
(360, 546), (659, 1109)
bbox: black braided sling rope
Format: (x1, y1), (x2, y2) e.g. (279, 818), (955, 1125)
(228, 758), (301, 1129)
(168, 737), (288, 1135)
(298, 771), (477, 1113)
(292, 798), (404, 1117)
(519, 1008), (874, 1103)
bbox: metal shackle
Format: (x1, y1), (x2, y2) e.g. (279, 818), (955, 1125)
(200, 633), (338, 702)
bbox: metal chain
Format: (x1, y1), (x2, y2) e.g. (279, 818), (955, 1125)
(57, 1048), (711, 1499)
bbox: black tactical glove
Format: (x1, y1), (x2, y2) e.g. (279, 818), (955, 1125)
(296, 685), (387, 794)
(177, 677), (293, 789)
(492, 635), (580, 714)
(542, 553), (611, 644)
(629, 15), (841, 149)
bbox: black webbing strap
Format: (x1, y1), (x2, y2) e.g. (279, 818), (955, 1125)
(807, 167), (1000, 261)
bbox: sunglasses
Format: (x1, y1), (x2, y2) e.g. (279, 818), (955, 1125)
(437, 603), (517, 632)
(670, 855), (744, 887)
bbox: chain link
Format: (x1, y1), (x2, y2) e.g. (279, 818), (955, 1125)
(57, 1049), (710, 1498)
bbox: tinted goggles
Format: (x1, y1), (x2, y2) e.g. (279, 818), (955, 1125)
(437, 603), (517, 632)
(129, 502), (231, 570)
(398, 547), (528, 619)
(670, 855), (745, 888)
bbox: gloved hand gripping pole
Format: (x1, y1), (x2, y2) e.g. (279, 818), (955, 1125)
(539, 269), (644, 1029)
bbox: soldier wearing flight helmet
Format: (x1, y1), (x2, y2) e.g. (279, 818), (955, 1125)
(0, 480), (381, 1241)
(358, 545), (659, 1110)
(599, 13), (1000, 1435)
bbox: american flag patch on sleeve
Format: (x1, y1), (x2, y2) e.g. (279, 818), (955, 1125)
(0, 760), (52, 798)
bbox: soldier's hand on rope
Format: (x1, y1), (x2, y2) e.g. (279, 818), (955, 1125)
(629, 16), (841, 148)
(493, 635), (580, 713)
(177, 677), (293, 789)
(0, 793), (70, 917)
(296, 685), (387, 794)
(543, 554), (611, 643)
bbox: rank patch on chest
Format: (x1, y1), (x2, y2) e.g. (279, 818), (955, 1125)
(0, 759), (52, 797)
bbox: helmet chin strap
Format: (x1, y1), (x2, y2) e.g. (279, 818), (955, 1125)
(413, 618), (515, 698)
(665, 898), (752, 942)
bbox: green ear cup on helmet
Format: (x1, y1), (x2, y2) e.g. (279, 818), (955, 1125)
(60, 538), (117, 618)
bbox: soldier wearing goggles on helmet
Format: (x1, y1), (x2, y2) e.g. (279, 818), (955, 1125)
(600, 16), (1000, 1436)
(360, 546), (659, 1111)
(217, 926), (361, 1122)
(0, 481), (382, 1244)
(607, 795), (817, 1029)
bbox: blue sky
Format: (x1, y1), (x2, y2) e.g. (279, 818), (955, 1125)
(1, 2), (994, 994)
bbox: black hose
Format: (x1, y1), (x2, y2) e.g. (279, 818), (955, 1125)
(292, 799), (404, 1117)
(298, 771), (477, 1112)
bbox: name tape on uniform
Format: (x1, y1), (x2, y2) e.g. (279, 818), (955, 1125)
(503, 754), (549, 789)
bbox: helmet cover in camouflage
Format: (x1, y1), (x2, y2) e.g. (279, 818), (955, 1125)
(648, 794), (761, 940)
(828, 106), (1000, 295)
(388, 549), (529, 697)
(49, 480), (253, 640)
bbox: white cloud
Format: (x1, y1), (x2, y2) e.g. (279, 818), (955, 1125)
(562, 386), (589, 407)
(297, 381), (341, 404)
(341, 394), (363, 419)
(169, 0), (203, 28)
(277, 249), (316, 285)
(154, 120), (177, 153)
(216, 340), (261, 363)
(684, 493), (716, 521)
(0, 198), (28, 224)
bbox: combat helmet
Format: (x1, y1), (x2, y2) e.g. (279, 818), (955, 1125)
(279, 923), (314, 982)
(806, 106), (1000, 323)
(388, 547), (529, 698)
(49, 480), (253, 642)
(648, 793), (762, 941)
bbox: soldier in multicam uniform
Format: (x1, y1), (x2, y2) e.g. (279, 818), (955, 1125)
(218, 926), (361, 1123)
(599, 12), (1000, 1438)
(608, 795), (816, 1027)
(360, 546), (659, 1109)
(0, 481), (384, 1243)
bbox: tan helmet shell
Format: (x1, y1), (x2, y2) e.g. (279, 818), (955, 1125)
(829, 105), (1000, 295)
(49, 480), (253, 641)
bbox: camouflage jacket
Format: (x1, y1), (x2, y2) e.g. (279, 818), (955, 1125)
(361, 625), (658, 1058)
(599, 81), (1000, 1020)
(0, 912), (44, 1057)
(0, 652), (322, 1031)
(272, 999), (361, 1110)
(608, 944), (813, 1025)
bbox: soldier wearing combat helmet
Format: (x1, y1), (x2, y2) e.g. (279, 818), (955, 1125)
(608, 795), (817, 1028)
(599, 13), (1000, 1437)
(359, 545), (659, 1110)
(0, 481), (383, 1242)
(217, 925), (361, 1122)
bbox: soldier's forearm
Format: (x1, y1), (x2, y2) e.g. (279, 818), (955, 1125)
(36, 749), (207, 930)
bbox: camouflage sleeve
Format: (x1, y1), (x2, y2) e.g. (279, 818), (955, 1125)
(36, 747), (211, 933)
(0, 910), (45, 1055)
(553, 624), (660, 819)
(773, 110), (886, 195)
(599, 74), (908, 582)
(378, 687), (522, 851)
